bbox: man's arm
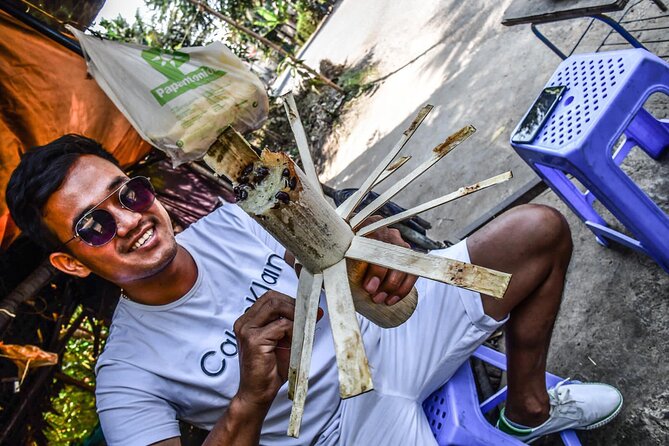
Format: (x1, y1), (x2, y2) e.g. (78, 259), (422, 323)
(152, 292), (296, 446)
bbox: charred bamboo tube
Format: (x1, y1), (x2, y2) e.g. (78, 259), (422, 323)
(204, 127), (417, 327)
(205, 128), (353, 273)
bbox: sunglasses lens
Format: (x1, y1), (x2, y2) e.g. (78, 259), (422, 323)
(76, 209), (116, 246)
(121, 177), (155, 212)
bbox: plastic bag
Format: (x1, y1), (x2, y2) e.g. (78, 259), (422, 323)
(68, 27), (269, 166)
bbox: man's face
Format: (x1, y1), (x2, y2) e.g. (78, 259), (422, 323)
(43, 155), (178, 285)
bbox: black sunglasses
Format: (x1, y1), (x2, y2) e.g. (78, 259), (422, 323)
(63, 176), (155, 247)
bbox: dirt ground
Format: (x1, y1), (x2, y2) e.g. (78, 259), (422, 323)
(276, 1), (669, 444)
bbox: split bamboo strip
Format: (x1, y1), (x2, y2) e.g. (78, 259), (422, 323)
(336, 105), (433, 219)
(349, 125), (476, 230)
(282, 93), (321, 191)
(322, 259), (374, 398)
(346, 237), (511, 299)
(356, 171), (513, 237)
(287, 270), (322, 437)
(287, 270), (321, 399)
(372, 156), (411, 187)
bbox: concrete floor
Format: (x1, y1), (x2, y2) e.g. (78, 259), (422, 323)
(283, 0), (669, 444)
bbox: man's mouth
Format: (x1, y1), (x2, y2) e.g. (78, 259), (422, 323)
(130, 227), (155, 252)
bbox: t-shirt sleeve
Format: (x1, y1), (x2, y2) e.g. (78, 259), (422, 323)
(96, 362), (181, 446)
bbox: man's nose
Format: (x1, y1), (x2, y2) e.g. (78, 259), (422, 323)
(113, 206), (143, 237)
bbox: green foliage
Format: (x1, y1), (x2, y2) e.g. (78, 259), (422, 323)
(97, 12), (157, 46)
(295, 8), (317, 44)
(94, 0), (334, 70)
(338, 64), (377, 98)
(44, 311), (105, 445)
(253, 0), (291, 35)
(95, 0), (219, 51)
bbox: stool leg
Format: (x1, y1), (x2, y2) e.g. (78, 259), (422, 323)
(579, 162), (669, 272)
(625, 108), (669, 159)
(533, 163), (611, 246)
(612, 135), (637, 165)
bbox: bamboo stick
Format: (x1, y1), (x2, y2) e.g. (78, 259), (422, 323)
(287, 270), (322, 437)
(282, 92), (321, 191)
(345, 236), (511, 299)
(349, 125), (476, 230)
(356, 171), (513, 237)
(322, 259), (374, 398)
(336, 105), (433, 219)
(372, 156), (411, 187)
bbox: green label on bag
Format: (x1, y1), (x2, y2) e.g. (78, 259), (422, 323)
(141, 48), (226, 106)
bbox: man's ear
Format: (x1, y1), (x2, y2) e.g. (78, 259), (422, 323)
(49, 251), (92, 278)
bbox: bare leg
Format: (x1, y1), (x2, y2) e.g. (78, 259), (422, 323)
(467, 204), (573, 426)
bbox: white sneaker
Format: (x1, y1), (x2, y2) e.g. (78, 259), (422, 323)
(496, 380), (623, 444)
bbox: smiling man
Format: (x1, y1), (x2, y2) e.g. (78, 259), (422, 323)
(6, 135), (623, 445)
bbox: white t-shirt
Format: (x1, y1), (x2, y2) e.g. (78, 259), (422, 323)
(95, 204), (346, 446)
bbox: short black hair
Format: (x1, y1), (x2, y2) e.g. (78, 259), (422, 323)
(6, 134), (119, 251)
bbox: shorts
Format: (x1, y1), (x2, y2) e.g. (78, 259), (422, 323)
(334, 239), (508, 445)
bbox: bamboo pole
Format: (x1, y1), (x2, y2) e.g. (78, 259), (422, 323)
(204, 128), (353, 273)
(280, 92), (417, 328)
(204, 127), (417, 328)
(187, 0), (343, 92)
(204, 127), (373, 414)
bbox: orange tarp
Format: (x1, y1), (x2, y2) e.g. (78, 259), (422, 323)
(0, 10), (152, 247)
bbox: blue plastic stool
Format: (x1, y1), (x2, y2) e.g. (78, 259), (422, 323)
(510, 49), (669, 273)
(423, 345), (582, 446)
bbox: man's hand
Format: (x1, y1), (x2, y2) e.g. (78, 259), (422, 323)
(359, 216), (418, 306)
(201, 292), (322, 446)
(233, 291), (295, 409)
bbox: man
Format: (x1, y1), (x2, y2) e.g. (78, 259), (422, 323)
(7, 135), (622, 445)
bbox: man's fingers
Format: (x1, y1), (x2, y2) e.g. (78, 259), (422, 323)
(252, 317), (293, 345)
(235, 292), (295, 337)
(386, 273), (418, 305)
(376, 269), (407, 302)
(363, 263), (387, 296)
